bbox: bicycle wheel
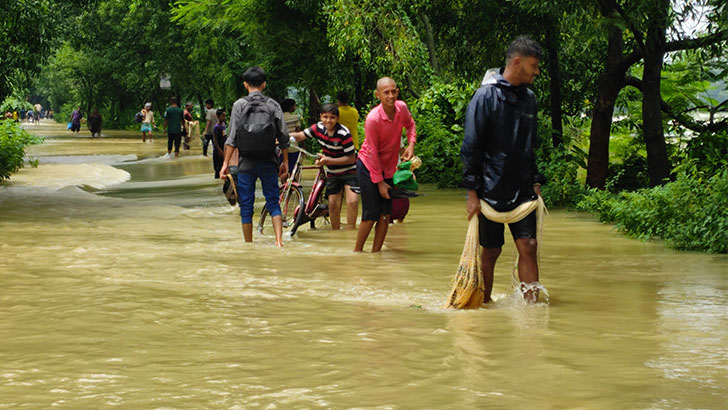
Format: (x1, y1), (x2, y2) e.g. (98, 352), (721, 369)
(281, 185), (304, 230)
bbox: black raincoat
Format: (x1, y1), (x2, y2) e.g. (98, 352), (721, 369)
(460, 69), (546, 212)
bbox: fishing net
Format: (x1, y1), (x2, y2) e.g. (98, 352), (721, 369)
(445, 197), (547, 309)
(445, 216), (485, 309)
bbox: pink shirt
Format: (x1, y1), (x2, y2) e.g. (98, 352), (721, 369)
(359, 100), (416, 184)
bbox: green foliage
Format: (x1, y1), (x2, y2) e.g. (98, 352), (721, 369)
(324, 0), (433, 91)
(408, 80), (475, 188)
(538, 146), (587, 207)
(577, 169), (728, 253)
(0, 120), (42, 181)
(675, 131), (728, 177)
(1, 94), (34, 113)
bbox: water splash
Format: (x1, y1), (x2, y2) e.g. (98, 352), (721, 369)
(514, 281), (550, 304)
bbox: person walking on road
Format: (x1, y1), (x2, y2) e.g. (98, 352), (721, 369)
(140, 103), (155, 142)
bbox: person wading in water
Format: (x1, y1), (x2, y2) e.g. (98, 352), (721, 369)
(461, 36), (547, 304)
(353, 77), (416, 252)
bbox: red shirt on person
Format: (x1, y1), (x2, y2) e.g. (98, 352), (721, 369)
(359, 100), (416, 184)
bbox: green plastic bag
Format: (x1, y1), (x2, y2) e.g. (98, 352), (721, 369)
(393, 160), (418, 190)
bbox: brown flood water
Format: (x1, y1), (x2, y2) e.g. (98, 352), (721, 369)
(1, 120), (726, 409)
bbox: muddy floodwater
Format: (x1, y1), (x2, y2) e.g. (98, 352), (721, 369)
(1, 121), (727, 409)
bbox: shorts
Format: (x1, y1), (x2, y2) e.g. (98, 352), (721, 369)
(70, 122), (81, 132)
(356, 159), (392, 221)
(325, 172), (357, 197)
(478, 209), (537, 248)
(141, 123), (152, 132)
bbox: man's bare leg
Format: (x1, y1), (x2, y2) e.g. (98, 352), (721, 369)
(328, 193), (342, 230)
(344, 185), (358, 228)
(354, 220), (375, 252)
(371, 214), (389, 252)
(272, 215), (284, 248)
(242, 223), (253, 243)
(481, 247), (501, 303)
(514, 238), (539, 303)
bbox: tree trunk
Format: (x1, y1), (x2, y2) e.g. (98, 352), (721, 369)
(354, 59), (364, 111)
(308, 87), (320, 125)
(418, 10), (439, 75)
(545, 19), (563, 148)
(586, 15), (627, 189)
(641, 2), (671, 186)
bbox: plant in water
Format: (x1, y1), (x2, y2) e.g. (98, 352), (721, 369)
(0, 120), (42, 182)
(577, 168), (728, 253)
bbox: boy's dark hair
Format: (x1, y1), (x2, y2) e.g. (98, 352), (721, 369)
(216, 109), (225, 117)
(506, 36), (542, 63)
(280, 98), (296, 113)
(170, 96), (178, 105)
(335, 91), (349, 105)
(320, 103), (339, 117)
(243, 67), (267, 87)
(205, 99), (214, 106)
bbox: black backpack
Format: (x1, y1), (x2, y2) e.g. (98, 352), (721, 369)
(134, 111), (144, 123)
(235, 94), (277, 159)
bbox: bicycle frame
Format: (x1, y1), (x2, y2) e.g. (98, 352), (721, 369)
(301, 165), (328, 218)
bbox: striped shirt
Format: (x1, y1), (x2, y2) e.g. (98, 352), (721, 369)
(303, 122), (356, 174)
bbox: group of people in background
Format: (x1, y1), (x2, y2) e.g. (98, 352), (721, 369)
(3, 106), (53, 123)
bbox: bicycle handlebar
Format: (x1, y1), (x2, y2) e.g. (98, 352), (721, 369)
(288, 139), (318, 159)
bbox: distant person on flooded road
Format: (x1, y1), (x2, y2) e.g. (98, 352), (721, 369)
(280, 98), (301, 172)
(182, 102), (194, 150)
(202, 99), (217, 157)
(461, 36), (547, 304)
(140, 103), (154, 142)
(354, 77), (416, 252)
(69, 107), (83, 133)
(212, 109), (227, 178)
(164, 97), (184, 157)
(88, 109), (102, 138)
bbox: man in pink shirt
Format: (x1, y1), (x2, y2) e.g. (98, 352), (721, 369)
(354, 77), (416, 252)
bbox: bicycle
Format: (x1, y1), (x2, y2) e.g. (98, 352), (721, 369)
(257, 143), (330, 236)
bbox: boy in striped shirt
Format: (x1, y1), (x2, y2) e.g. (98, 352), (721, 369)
(290, 104), (359, 230)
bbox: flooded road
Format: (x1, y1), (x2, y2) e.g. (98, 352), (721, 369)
(1, 121), (726, 408)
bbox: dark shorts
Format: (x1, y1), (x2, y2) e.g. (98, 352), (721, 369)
(357, 159), (392, 221)
(326, 172), (357, 197)
(478, 209), (537, 248)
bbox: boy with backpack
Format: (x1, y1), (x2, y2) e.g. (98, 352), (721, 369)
(289, 104), (359, 230)
(219, 67), (290, 248)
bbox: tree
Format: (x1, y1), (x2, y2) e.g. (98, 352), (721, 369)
(585, 0), (727, 188)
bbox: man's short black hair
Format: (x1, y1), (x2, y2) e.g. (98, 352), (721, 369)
(205, 99), (214, 106)
(506, 35), (543, 63)
(281, 98), (296, 113)
(170, 96), (178, 105)
(243, 67), (267, 87)
(335, 91), (349, 105)
(216, 109), (225, 117)
(320, 103), (339, 117)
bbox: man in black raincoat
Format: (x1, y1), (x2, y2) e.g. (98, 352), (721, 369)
(461, 36), (547, 303)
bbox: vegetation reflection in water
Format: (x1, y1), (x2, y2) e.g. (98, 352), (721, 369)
(0, 129), (726, 409)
